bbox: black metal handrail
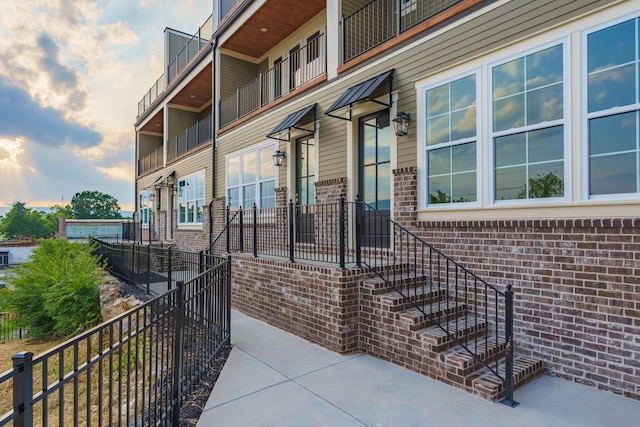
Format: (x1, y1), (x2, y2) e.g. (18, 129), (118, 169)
(220, 198), (515, 403)
(0, 240), (231, 426)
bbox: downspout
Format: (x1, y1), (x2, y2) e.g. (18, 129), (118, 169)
(210, 36), (218, 252)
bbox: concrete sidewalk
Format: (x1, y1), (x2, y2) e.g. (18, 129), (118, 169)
(197, 311), (640, 427)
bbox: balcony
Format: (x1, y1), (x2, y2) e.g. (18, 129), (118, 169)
(138, 146), (163, 176)
(220, 33), (325, 128)
(137, 14), (214, 117)
(167, 114), (213, 162)
(342, 0), (462, 63)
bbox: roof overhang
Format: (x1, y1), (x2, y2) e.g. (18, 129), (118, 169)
(325, 69), (394, 121)
(267, 103), (317, 141)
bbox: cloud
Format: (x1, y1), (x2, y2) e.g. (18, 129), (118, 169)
(0, 77), (102, 148)
(37, 33), (79, 91)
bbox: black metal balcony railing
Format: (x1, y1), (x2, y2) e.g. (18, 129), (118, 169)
(342, 0), (461, 63)
(138, 146), (163, 175)
(166, 114), (212, 163)
(215, 198), (515, 403)
(137, 14), (213, 117)
(1, 240), (231, 427)
(220, 33), (326, 127)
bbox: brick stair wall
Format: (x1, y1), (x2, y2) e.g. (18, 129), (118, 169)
(360, 275), (543, 401)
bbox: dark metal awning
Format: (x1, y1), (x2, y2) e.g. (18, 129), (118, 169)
(325, 69), (394, 121)
(146, 170), (175, 189)
(267, 104), (317, 141)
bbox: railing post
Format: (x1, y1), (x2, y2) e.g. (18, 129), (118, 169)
(199, 250), (204, 275)
(13, 351), (33, 427)
(226, 206), (230, 254)
(146, 244), (151, 294)
(130, 244), (135, 284)
(355, 195), (362, 267)
(396, 0), (401, 36)
(341, 14), (345, 66)
(500, 285), (519, 407)
(225, 255), (232, 345)
(252, 203), (258, 258)
(171, 280), (185, 426)
(239, 206), (244, 253)
(288, 199), (295, 263)
(339, 195), (346, 269)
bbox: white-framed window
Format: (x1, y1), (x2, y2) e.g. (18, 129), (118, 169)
(177, 171), (205, 225)
(423, 71), (479, 205)
(226, 143), (276, 209)
(490, 41), (568, 202)
(139, 190), (153, 225)
(584, 15), (640, 198)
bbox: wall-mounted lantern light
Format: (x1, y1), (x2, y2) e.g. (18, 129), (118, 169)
(392, 112), (411, 137)
(272, 150), (286, 167)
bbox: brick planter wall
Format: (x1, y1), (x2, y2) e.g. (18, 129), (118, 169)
(231, 254), (366, 353)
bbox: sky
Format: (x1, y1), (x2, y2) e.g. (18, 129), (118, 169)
(0, 0), (212, 211)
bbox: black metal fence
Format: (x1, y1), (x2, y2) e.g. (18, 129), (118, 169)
(0, 240), (231, 426)
(219, 197), (514, 403)
(0, 312), (26, 342)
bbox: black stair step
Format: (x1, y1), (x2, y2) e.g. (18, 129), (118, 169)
(440, 336), (506, 375)
(399, 302), (466, 331)
(470, 355), (544, 401)
(418, 317), (486, 352)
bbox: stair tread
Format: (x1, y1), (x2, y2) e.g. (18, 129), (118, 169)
(441, 337), (506, 369)
(472, 355), (544, 393)
(399, 302), (466, 323)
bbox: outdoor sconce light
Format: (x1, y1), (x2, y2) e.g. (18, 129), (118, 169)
(392, 112), (411, 137)
(148, 193), (155, 202)
(272, 150), (286, 167)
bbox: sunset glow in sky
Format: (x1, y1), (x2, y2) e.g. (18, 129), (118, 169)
(0, 0), (212, 211)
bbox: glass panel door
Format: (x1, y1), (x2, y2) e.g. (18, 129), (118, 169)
(359, 110), (391, 248)
(296, 135), (315, 244)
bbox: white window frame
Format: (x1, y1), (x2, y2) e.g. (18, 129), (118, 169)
(581, 13), (640, 202)
(226, 142), (276, 210)
(488, 37), (571, 205)
(419, 69), (481, 209)
(177, 171), (205, 226)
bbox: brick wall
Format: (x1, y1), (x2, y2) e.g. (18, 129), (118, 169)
(171, 206), (211, 252)
(231, 254), (365, 353)
(392, 168), (640, 400)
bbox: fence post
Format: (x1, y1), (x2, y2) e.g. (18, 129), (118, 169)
(171, 280), (185, 426)
(339, 195), (345, 269)
(288, 199), (295, 263)
(500, 285), (518, 407)
(239, 207), (244, 253)
(13, 351), (33, 427)
(130, 244), (135, 284)
(252, 203), (258, 258)
(147, 244), (151, 294)
(355, 195), (362, 268)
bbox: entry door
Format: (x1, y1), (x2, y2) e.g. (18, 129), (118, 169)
(359, 110), (391, 248)
(296, 135), (315, 244)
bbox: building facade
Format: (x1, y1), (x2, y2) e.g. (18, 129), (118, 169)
(135, 0), (640, 401)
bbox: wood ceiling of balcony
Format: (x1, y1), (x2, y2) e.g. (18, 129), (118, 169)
(139, 63), (212, 133)
(221, 0), (325, 58)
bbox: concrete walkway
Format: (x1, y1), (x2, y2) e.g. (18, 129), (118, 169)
(197, 311), (640, 427)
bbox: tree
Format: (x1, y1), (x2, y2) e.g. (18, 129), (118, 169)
(0, 202), (54, 240)
(71, 191), (123, 219)
(3, 239), (104, 339)
(516, 171), (564, 199)
(44, 204), (74, 232)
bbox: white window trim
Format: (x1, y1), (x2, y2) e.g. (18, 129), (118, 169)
(580, 12), (640, 202)
(418, 68), (482, 209)
(487, 37), (572, 206)
(177, 171), (205, 226)
(225, 141), (276, 209)
(139, 189), (153, 226)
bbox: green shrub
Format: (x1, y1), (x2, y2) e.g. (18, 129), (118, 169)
(4, 239), (104, 339)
